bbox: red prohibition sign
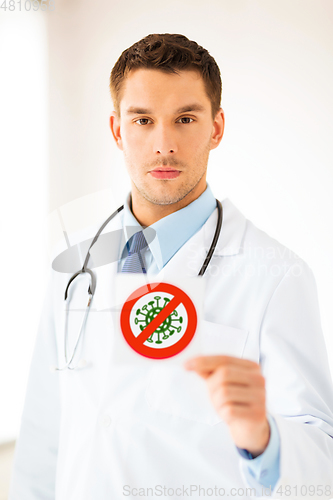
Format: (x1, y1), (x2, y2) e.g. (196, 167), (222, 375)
(120, 282), (197, 359)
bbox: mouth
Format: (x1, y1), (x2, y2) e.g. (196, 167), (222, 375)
(149, 167), (181, 180)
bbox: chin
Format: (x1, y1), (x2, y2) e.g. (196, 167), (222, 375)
(142, 184), (193, 206)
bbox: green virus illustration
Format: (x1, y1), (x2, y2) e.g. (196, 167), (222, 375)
(134, 295), (183, 344)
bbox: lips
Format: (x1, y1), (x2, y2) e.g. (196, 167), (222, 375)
(149, 168), (180, 180)
(150, 167), (179, 171)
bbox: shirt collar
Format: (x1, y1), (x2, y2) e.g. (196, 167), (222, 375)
(122, 184), (217, 270)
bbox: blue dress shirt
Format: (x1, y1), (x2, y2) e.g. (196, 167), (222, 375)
(118, 184), (281, 490)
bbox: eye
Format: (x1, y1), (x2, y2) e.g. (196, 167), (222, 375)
(134, 118), (152, 126)
(177, 117), (194, 124)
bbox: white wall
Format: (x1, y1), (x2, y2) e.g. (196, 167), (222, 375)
(0, 10), (48, 443)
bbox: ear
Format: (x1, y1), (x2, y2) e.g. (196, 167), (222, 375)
(210, 108), (225, 150)
(109, 111), (123, 151)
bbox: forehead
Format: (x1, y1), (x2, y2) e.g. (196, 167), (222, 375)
(119, 68), (211, 113)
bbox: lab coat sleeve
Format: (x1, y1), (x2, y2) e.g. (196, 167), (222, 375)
(239, 260), (333, 498)
(8, 271), (60, 500)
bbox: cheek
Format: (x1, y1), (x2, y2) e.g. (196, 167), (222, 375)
(122, 126), (147, 153)
(186, 126), (212, 153)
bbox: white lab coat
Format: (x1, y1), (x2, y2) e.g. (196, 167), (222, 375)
(9, 199), (333, 500)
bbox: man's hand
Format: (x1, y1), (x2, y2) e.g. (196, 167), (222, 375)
(184, 355), (270, 457)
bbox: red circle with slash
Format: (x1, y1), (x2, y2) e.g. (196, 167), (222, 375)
(120, 282), (197, 359)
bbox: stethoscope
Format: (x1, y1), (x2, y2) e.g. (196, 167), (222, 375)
(54, 198), (223, 371)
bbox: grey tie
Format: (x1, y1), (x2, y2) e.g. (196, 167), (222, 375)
(121, 231), (148, 274)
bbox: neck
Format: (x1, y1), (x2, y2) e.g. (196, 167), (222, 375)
(130, 180), (207, 226)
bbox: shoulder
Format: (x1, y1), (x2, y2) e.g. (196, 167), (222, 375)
(218, 199), (311, 276)
(244, 218), (300, 263)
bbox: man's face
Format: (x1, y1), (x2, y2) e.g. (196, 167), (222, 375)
(110, 69), (224, 206)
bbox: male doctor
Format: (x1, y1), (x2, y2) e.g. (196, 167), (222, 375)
(9, 33), (333, 499)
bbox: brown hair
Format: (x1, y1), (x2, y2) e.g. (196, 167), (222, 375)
(110, 33), (222, 119)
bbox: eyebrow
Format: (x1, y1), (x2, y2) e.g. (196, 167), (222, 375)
(125, 104), (206, 115)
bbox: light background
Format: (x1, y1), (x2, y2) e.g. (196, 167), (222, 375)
(1, 0), (332, 443)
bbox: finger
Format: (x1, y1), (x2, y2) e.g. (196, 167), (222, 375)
(210, 384), (266, 407)
(207, 366), (265, 391)
(184, 355), (259, 376)
(218, 402), (267, 425)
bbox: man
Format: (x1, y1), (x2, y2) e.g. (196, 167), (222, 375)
(9, 34), (333, 499)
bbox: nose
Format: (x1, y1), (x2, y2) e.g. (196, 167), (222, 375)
(153, 124), (178, 155)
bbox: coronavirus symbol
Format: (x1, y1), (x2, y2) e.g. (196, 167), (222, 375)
(135, 296), (183, 344)
(120, 282), (197, 359)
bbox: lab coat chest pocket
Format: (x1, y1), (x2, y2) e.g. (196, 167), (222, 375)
(145, 320), (249, 425)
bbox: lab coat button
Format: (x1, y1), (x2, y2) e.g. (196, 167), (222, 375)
(100, 414), (112, 428)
